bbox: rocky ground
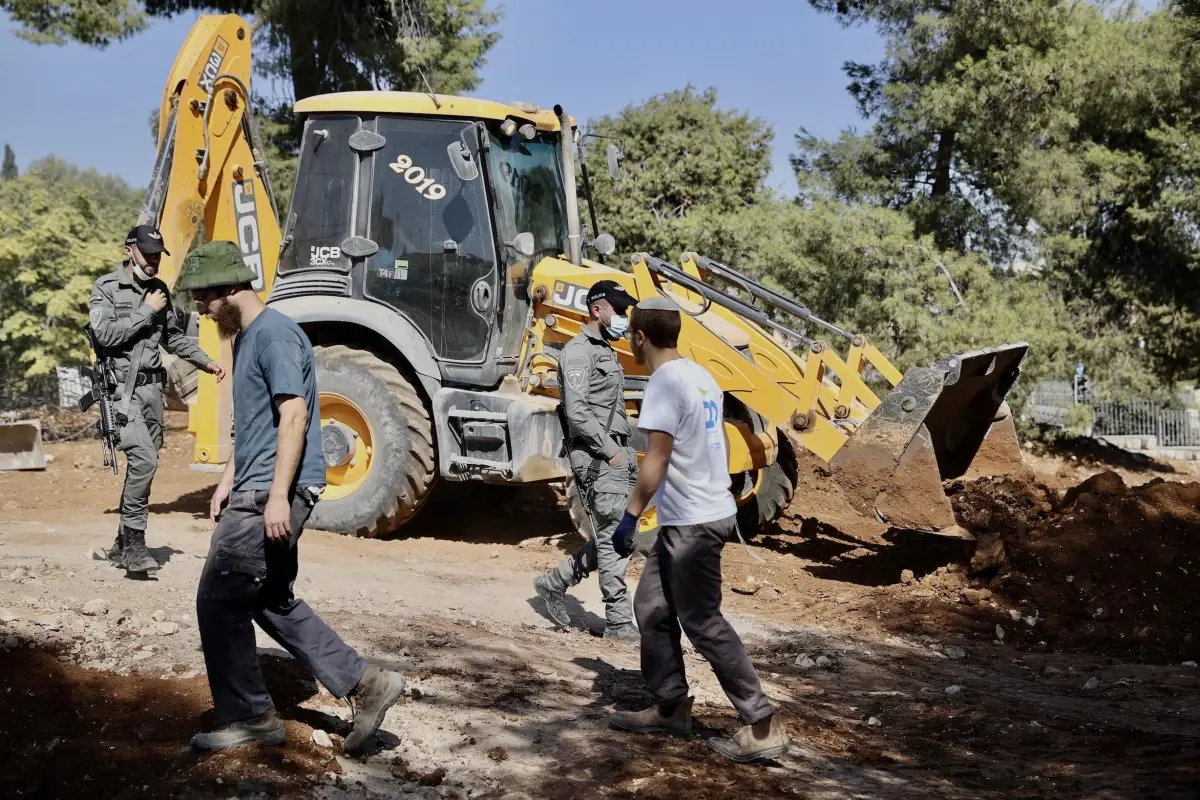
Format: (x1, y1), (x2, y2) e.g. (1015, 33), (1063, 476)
(1, 412), (1199, 799)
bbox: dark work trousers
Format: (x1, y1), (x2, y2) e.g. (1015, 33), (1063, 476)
(634, 515), (773, 725)
(196, 489), (367, 724)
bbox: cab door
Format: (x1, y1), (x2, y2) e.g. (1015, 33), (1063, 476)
(364, 117), (499, 364)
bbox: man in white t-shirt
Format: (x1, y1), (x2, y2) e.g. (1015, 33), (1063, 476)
(607, 297), (789, 763)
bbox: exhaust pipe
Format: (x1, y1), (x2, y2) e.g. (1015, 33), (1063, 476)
(554, 104), (583, 266)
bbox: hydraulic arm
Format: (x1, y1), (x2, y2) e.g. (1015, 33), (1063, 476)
(139, 14), (284, 468)
(628, 252), (1028, 537)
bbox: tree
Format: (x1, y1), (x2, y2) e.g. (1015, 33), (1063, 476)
(0, 156), (141, 384)
(1, 145), (16, 180)
(803, 1), (1200, 384)
(139, 0), (501, 107)
(1, 0), (146, 45)
(584, 86), (775, 263)
(799, 0), (1089, 258)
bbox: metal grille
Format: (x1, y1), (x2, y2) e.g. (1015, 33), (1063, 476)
(1091, 401), (1200, 447)
(266, 272), (352, 303)
(1032, 381), (1200, 447)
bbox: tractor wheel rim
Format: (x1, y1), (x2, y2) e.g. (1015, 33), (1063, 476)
(733, 469), (764, 507)
(319, 392), (374, 500)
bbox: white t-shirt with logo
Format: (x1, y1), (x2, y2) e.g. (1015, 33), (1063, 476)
(637, 358), (736, 526)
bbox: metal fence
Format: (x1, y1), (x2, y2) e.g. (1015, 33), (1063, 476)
(1090, 401), (1200, 447)
(1031, 381), (1200, 447)
(0, 366), (90, 414)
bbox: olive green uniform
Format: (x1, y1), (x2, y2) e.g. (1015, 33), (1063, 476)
(89, 265), (211, 535)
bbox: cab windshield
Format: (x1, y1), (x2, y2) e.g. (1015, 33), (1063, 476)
(486, 130), (569, 260)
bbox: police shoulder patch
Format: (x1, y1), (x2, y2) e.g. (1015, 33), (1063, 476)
(89, 306), (104, 325)
(566, 368), (586, 392)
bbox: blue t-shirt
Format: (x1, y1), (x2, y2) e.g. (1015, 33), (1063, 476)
(231, 308), (326, 494)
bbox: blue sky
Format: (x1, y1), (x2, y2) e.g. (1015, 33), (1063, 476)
(0, 1), (883, 195)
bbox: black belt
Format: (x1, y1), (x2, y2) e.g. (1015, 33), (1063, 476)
(120, 368), (166, 387)
(572, 434), (629, 449)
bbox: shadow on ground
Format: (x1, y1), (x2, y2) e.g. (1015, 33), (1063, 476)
(381, 482), (578, 552)
(1031, 428), (1180, 474)
(360, 618), (1200, 799)
(0, 647), (338, 800)
(752, 518), (969, 587)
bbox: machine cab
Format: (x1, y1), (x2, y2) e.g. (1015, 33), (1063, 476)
(271, 93), (572, 388)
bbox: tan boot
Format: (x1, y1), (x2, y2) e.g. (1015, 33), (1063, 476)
(706, 713), (789, 763)
(609, 696), (693, 737)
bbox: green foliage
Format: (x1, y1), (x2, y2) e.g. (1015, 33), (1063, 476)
(804, 0), (1200, 388)
(1, 144), (16, 180)
(583, 86), (775, 262)
(1064, 403), (1094, 436)
(584, 83), (1121, 409)
(1, 0), (146, 46)
(139, 0), (502, 102)
(756, 200), (1132, 412)
(0, 157), (140, 384)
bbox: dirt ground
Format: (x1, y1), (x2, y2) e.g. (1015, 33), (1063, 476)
(2, 413), (1199, 799)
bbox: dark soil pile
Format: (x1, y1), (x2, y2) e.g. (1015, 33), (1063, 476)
(941, 471), (1200, 662)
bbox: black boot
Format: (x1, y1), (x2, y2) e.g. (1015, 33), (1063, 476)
(120, 527), (159, 573)
(104, 526), (125, 565)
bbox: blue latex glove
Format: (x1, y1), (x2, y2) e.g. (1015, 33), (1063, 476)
(612, 511), (639, 558)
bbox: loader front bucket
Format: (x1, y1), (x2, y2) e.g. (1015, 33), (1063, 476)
(0, 419), (47, 471)
(827, 343), (1028, 537)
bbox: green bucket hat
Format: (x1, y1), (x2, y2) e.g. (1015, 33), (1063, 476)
(175, 240), (257, 292)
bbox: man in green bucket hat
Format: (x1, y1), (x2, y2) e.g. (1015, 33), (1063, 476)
(178, 241), (405, 753)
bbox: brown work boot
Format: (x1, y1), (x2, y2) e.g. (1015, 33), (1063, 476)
(706, 713), (789, 763)
(609, 696), (693, 737)
(344, 664), (405, 754)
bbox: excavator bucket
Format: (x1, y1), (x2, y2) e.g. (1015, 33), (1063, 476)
(0, 419), (47, 471)
(827, 343), (1028, 538)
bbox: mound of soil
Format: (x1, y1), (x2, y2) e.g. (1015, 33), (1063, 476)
(931, 471), (1200, 662)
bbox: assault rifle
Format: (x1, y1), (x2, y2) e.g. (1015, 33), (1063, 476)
(79, 324), (121, 474)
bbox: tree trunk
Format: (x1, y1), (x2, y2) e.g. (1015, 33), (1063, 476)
(931, 128), (956, 198)
(288, 27), (323, 102)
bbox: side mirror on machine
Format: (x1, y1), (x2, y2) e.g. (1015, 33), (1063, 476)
(588, 233), (616, 256)
(506, 232), (535, 259)
(446, 140), (479, 181)
(606, 143), (622, 181)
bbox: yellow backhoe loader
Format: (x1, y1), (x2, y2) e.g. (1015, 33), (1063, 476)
(138, 13), (1027, 544)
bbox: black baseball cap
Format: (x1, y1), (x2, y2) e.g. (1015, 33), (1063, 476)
(586, 279), (637, 313)
(125, 224), (171, 256)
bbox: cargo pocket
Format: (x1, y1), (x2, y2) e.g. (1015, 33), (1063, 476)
(213, 543), (267, 580)
(211, 491), (268, 579)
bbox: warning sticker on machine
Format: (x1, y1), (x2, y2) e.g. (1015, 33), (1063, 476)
(375, 259), (409, 280)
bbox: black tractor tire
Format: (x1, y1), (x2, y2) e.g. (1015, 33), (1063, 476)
(734, 437), (798, 539)
(309, 345), (436, 538)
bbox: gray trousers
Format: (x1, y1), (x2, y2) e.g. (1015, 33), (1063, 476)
(117, 384), (164, 533)
(196, 489), (367, 724)
(553, 490), (634, 626)
(634, 515), (773, 724)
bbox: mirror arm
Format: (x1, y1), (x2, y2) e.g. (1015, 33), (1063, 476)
(578, 156), (604, 264)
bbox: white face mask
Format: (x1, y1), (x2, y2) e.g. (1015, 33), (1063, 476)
(130, 261), (152, 282)
(604, 314), (629, 340)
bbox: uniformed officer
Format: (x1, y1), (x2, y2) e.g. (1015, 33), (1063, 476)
(89, 224), (225, 573)
(533, 280), (640, 641)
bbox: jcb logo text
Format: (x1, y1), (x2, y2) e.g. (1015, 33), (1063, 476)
(232, 179), (265, 291)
